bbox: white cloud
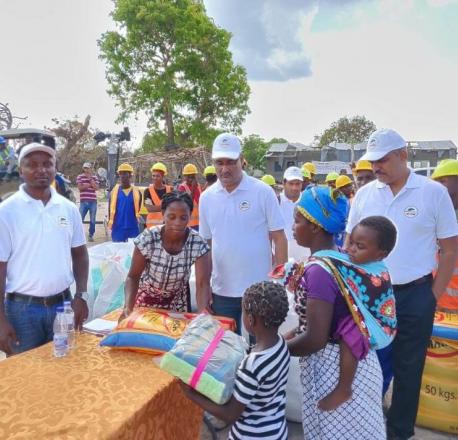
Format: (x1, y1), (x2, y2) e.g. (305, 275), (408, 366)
(243, 15), (458, 145)
(426, 0), (458, 6)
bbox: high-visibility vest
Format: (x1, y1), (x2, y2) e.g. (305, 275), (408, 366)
(146, 185), (172, 228)
(437, 262), (458, 311)
(108, 184), (141, 228)
(180, 183), (200, 227)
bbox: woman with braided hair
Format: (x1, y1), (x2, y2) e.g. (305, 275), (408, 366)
(120, 191), (211, 321)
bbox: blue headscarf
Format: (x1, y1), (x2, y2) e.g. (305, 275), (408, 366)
(296, 186), (348, 234)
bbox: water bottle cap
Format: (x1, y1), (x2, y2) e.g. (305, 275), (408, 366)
(56, 306), (64, 313)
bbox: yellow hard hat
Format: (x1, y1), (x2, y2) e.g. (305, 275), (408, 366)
(117, 163), (134, 173)
(303, 162), (316, 175)
(183, 163), (198, 175)
(431, 159), (458, 180)
(335, 175), (353, 189)
(302, 168), (311, 179)
(204, 165), (216, 176)
(261, 174), (276, 186)
(355, 160), (373, 172)
(325, 172), (339, 182)
(151, 162), (167, 175)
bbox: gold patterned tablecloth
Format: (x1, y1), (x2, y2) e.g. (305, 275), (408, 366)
(0, 333), (202, 439)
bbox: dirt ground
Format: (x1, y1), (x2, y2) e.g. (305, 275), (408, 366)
(85, 193), (455, 440)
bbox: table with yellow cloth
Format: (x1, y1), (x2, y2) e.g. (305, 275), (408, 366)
(0, 332), (203, 439)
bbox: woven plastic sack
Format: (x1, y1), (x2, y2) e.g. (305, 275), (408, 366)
(417, 312), (458, 434)
(100, 308), (236, 356)
(71, 241), (134, 320)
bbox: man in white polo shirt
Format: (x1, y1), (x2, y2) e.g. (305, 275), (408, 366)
(0, 143), (89, 355)
(279, 166), (309, 261)
(346, 129), (458, 440)
(199, 133), (287, 333)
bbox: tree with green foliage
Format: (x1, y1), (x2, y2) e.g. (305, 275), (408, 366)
(318, 116), (376, 162)
(99, 0), (250, 148)
(243, 135), (268, 171)
(269, 137), (288, 145)
(242, 135), (289, 172)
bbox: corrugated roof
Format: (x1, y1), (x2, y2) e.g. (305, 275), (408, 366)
(268, 143), (289, 153)
(323, 141), (367, 151)
(268, 139), (457, 154)
(267, 142), (317, 153)
(407, 140), (456, 150)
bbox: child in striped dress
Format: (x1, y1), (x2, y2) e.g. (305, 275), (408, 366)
(180, 281), (290, 440)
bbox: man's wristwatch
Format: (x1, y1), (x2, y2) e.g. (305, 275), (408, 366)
(74, 292), (89, 302)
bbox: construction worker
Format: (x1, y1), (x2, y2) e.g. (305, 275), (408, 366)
(261, 174), (275, 186)
(325, 172), (339, 188)
(335, 175), (355, 199)
(431, 159), (458, 311)
(178, 163), (201, 230)
(108, 163), (142, 242)
(302, 168), (311, 191)
(303, 162), (316, 183)
(261, 174), (280, 202)
(354, 160), (375, 189)
(203, 165), (217, 191)
(144, 162), (172, 228)
(0, 136), (17, 182)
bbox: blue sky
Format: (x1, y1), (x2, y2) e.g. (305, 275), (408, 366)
(1, 0), (457, 148)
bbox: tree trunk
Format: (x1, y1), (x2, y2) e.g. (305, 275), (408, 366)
(163, 98), (175, 145)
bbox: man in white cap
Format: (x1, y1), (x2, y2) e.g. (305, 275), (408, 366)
(280, 166), (309, 261)
(76, 162), (99, 241)
(199, 133), (287, 333)
(346, 128), (458, 440)
(0, 143), (89, 355)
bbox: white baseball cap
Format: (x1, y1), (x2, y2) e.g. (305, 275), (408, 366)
(283, 166), (303, 182)
(212, 133), (242, 160)
(360, 128), (406, 162)
(83, 162), (93, 169)
(18, 142), (55, 164)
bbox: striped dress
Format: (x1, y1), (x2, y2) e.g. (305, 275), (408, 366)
(229, 336), (290, 440)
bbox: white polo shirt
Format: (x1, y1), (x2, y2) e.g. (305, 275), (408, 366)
(0, 185), (86, 297)
(199, 174), (285, 297)
(346, 171), (458, 285)
(279, 191), (310, 261)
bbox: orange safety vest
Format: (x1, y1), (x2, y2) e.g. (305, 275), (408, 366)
(180, 183), (200, 227)
(146, 185), (172, 228)
(437, 261), (458, 312)
(108, 184), (141, 228)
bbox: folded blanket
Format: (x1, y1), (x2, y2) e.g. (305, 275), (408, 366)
(160, 314), (247, 404)
(161, 352), (227, 404)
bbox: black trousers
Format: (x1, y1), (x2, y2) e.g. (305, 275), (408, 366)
(387, 279), (436, 439)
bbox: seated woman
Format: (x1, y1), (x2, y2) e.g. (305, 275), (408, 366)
(274, 186), (392, 439)
(120, 191), (211, 320)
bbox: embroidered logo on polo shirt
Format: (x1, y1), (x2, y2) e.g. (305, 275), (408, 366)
(404, 207), (418, 218)
(239, 201), (250, 211)
(58, 216), (69, 226)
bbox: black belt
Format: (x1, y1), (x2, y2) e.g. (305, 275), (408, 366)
(6, 289), (71, 306)
(393, 274), (433, 290)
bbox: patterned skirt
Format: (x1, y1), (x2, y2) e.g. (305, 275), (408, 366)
(300, 343), (386, 440)
(135, 283), (191, 312)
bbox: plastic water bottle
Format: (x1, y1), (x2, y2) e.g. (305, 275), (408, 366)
(53, 307), (69, 358)
(63, 300), (75, 349)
